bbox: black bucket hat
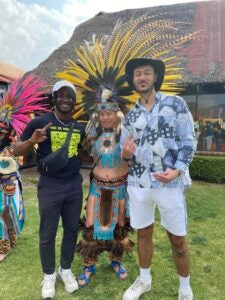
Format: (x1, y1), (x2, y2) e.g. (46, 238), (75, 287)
(125, 58), (165, 91)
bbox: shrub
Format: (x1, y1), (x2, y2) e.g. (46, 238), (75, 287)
(190, 155), (225, 183)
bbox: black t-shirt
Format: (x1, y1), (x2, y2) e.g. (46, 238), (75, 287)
(20, 112), (85, 179)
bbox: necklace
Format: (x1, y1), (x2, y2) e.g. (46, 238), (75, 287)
(53, 112), (72, 127)
(140, 88), (154, 104)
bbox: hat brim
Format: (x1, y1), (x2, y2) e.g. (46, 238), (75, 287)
(125, 58), (165, 91)
(52, 80), (76, 95)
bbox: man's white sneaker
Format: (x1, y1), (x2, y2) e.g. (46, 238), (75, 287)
(41, 273), (56, 299)
(122, 276), (151, 300)
(57, 267), (78, 293)
(178, 287), (193, 300)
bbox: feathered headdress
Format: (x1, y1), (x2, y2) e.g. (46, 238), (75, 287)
(0, 73), (50, 137)
(56, 13), (199, 119)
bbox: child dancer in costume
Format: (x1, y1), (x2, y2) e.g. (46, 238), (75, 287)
(77, 91), (133, 287)
(0, 74), (48, 262)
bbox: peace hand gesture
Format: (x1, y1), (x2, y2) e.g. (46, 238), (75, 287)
(29, 122), (52, 144)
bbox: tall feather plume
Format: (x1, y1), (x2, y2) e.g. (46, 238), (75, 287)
(0, 74), (50, 136)
(56, 13), (199, 119)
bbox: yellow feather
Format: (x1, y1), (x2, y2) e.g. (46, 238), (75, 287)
(56, 14), (198, 118)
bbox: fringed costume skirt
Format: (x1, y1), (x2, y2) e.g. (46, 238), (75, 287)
(0, 173), (25, 240)
(89, 174), (128, 241)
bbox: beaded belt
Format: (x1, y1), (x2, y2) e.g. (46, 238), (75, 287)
(0, 172), (17, 195)
(93, 174), (128, 187)
(0, 172), (17, 182)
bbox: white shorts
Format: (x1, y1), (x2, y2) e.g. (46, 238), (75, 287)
(127, 186), (187, 236)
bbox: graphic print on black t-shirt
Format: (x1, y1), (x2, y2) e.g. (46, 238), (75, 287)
(20, 112), (85, 178)
(50, 126), (81, 157)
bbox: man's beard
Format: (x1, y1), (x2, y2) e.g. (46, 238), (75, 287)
(136, 85), (154, 94)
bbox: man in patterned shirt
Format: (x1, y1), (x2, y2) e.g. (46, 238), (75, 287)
(121, 58), (196, 300)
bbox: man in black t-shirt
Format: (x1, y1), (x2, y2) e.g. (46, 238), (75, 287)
(14, 80), (85, 299)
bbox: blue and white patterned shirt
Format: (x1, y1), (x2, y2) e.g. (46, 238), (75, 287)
(120, 92), (197, 190)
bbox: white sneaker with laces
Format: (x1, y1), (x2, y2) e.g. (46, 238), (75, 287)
(178, 287), (193, 300)
(41, 273), (56, 299)
(57, 267), (78, 293)
(122, 276), (152, 300)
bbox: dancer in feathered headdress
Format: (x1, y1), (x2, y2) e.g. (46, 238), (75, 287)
(56, 13), (198, 119)
(56, 13), (198, 288)
(0, 73), (49, 137)
(0, 74), (49, 262)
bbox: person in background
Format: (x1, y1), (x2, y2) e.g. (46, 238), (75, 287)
(121, 58), (196, 300)
(0, 74), (47, 263)
(0, 123), (24, 262)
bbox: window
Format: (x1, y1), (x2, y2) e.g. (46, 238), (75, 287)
(196, 94), (225, 152)
(183, 95), (197, 117)
(183, 94), (225, 152)
(0, 83), (8, 96)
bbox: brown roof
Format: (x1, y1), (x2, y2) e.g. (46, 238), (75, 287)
(0, 62), (25, 83)
(30, 0), (225, 85)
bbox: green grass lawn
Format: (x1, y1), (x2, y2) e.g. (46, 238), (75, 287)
(0, 179), (225, 300)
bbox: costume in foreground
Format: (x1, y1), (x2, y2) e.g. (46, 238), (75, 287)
(56, 13), (199, 285)
(76, 100), (134, 285)
(0, 74), (48, 262)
